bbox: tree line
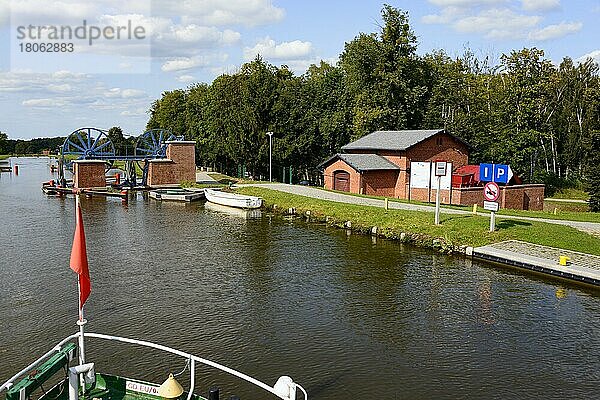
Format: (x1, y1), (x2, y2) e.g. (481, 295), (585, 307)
(0, 127), (135, 157)
(0, 133), (65, 155)
(146, 5), (599, 205)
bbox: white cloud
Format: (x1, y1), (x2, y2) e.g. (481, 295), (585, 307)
(429, 0), (508, 6)
(243, 37), (313, 61)
(161, 57), (208, 72)
(168, 25), (240, 45)
(161, 54), (228, 72)
(176, 75), (196, 83)
(576, 50), (600, 65)
(48, 84), (72, 93)
(453, 8), (541, 38)
(0, 70), (87, 93)
(104, 88), (146, 98)
(521, 0), (560, 12)
(159, 0), (285, 27)
(424, 0), (581, 42)
(120, 108), (146, 117)
(528, 21), (581, 41)
(422, 6), (466, 24)
(23, 98), (70, 107)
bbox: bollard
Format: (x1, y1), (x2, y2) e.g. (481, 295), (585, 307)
(13, 165), (18, 175)
(559, 255), (570, 266)
(208, 387), (220, 400)
(472, 203), (478, 214)
(384, 198), (389, 210)
(553, 207), (557, 215)
(115, 173), (120, 185)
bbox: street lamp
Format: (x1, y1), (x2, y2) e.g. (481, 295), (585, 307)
(266, 131), (273, 182)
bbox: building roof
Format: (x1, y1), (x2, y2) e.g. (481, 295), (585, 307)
(341, 129), (465, 151)
(318, 153), (400, 172)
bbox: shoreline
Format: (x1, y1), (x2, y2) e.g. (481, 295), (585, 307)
(235, 186), (600, 256)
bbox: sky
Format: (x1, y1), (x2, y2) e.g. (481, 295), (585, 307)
(1, 0), (599, 140)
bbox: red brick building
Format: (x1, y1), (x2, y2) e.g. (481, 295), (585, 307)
(319, 129), (470, 199)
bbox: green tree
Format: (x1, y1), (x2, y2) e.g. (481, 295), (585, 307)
(107, 126), (126, 156)
(584, 130), (600, 211)
(0, 131), (8, 154)
(146, 90), (188, 136)
(340, 5), (430, 137)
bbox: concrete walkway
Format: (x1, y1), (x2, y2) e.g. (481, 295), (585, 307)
(196, 171), (217, 184)
(544, 198), (588, 204)
(473, 240), (600, 286)
(242, 183), (600, 237)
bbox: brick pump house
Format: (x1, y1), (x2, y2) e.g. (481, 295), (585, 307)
(320, 129), (469, 198)
(319, 129), (545, 210)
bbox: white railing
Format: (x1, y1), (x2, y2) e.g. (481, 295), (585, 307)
(0, 333), (80, 392)
(0, 332), (308, 400)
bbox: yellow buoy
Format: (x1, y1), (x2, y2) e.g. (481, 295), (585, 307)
(158, 374), (184, 399)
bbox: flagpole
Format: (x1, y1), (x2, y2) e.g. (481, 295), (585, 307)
(75, 195), (87, 382)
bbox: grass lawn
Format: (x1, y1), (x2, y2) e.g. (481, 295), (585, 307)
(549, 188), (589, 200)
(206, 172), (276, 185)
(317, 186), (600, 223)
(237, 186), (600, 256)
(0, 154), (10, 160)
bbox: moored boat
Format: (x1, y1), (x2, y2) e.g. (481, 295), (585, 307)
(0, 196), (306, 400)
(204, 189), (262, 209)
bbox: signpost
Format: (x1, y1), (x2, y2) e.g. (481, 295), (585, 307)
(483, 181), (500, 232)
(434, 161), (447, 225)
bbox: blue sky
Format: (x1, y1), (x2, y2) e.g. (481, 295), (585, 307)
(1, 0), (599, 140)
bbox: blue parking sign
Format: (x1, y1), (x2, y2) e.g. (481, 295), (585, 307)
(480, 163), (514, 184)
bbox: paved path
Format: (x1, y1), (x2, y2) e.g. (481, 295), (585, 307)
(545, 198), (588, 204)
(241, 183), (600, 237)
(196, 171), (217, 184)
(474, 240), (600, 286)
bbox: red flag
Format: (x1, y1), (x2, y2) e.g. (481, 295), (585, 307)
(70, 200), (91, 318)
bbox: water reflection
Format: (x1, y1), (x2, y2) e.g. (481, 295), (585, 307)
(1, 158), (599, 400)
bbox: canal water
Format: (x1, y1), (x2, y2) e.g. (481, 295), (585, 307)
(1, 157), (599, 399)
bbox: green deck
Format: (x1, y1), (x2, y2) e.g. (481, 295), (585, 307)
(36, 374), (206, 400)
(5, 344), (205, 400)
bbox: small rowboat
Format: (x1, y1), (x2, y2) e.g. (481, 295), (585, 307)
(204, 189), (262, 209)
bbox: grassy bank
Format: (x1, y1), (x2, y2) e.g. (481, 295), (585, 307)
(319, 186), (600, 223)
(236, 186), (600, 256)
(0, 154), (11, 160)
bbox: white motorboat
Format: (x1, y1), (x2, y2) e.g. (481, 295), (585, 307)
(204, 189), (262, 209)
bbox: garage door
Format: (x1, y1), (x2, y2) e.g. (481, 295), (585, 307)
(334, 171), (350, 192)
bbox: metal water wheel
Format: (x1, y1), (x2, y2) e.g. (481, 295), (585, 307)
(62, 127), (115, 170)
(134, 129), (182, 158)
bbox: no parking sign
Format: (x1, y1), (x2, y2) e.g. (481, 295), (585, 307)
(483, 182), (500, 202)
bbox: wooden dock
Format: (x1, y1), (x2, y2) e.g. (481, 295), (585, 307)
(42, 185), (127, 199)
(149, 188), (205, 202)
(472, 240), (600, 286)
